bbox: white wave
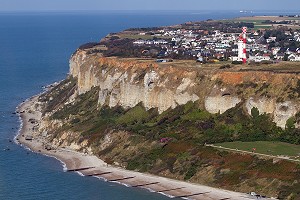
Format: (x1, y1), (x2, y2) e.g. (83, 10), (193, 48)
(145, 187), (156, 193)
(158, 192), (175, 198)
(13, 116), (23, 144)
(111, 181), (131, 188)
(16, 140), (70, 173)
(62, 162), (68, 172)
(14, 116), (69, 174)
(75, 171), (85, 177)
(95, 176), (108, 182)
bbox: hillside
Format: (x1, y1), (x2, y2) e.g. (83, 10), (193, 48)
(33, 46), (300, 199)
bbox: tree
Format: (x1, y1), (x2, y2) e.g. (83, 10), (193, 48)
(251, 107), (260, 118)
(285, 117), (296, 130)
(283, 54), (289, 61)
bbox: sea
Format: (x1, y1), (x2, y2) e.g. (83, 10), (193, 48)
(0, 10), (299, 200)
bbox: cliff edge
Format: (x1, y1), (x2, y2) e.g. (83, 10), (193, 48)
(33, 48), (300, 199)
(70, 49), (300, 128)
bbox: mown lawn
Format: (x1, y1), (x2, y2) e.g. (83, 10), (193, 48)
(215, 141), (300, 157)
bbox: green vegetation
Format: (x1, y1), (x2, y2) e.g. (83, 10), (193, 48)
(184, 164), (199, 180)
(45, 79), (300, 199)
(51, 86), (99, 120)
(116, 104), (151, 125)
(118, 34), (171, 40)
(51, 86), (300, 146)
(230, 16), (300, 30)
(215, 141), (300, 157)
(39, 76), (77, 114)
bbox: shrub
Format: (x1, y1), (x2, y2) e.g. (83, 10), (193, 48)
(232, 61), (243, 65)
(184, 164), (198, 180)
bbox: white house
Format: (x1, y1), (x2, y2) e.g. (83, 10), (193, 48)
(133, 40), (145, 45)
(230, 56), (242, 62)
(266, 37), (276, 43)
(249, 55), (271, 63)
(272, 47), (281, 55)
(288, 54), (300, 61)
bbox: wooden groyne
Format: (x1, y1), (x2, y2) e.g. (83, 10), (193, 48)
(132, 182), (159, 188)
(174, 192), (210, 198)
(157, 187), (185, 193)
(67, 167), (95, 172)
(85, 172), (112, 176)
(108, 176), (135, 182)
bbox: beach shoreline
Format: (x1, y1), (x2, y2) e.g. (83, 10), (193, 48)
(15, 94), (260, 200)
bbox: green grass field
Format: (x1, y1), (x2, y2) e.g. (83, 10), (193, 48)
(214, 141), (300, 157)
(224, 17), (300, 30)
(118, 34), (171, 40)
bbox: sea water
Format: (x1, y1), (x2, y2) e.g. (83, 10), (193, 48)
(0, 10), (297, 200)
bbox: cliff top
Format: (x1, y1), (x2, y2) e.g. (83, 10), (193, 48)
(79, 50), (300, 74)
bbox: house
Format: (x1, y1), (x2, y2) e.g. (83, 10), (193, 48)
(288, 53), (300, 61)
(172, 37), (181, 42)
(294, 35), (300, 42)
(133, 40), (145, 45)
(196, 56), (204, 63)
(253, 31), (259, 36)
(275, 53), (285, 60)
(266, 37), (276, 43)
(231, 56), (242, 62)
(285, 31), (292, 36)
(272, 47), (281, 55)
(285, 48), (293, 55)
(249, 55), (271, 63)
(154, 40), (168, 45)
(145, 40), (154, 45)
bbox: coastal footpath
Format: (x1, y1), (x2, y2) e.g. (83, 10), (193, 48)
(17, 46), (300, 199)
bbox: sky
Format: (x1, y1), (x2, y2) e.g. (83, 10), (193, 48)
(0, 0), (299, 11)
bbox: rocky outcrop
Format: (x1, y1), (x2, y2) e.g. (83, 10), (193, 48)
(246, 97), (276, 115)
(205, 85), (241, 114)
(69, 49), (300, 128)
(274, 101), (298, 128)
(205, 95), (241, 114)
(70, 51), (201, 113)
(246, 98), (298, 128)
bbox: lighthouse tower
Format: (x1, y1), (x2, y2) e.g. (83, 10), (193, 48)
(238, 27), (247, 64)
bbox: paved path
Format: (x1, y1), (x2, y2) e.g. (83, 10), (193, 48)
(206, 144), (300, 163)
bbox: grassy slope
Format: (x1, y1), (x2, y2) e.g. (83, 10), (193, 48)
(43, 77), (300, 199)
(215, 141), (300, 157)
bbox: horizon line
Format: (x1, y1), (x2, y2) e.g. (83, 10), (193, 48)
(0, 9), (300, 13)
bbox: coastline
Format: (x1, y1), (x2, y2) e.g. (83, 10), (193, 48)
(15, 95), (261, 200)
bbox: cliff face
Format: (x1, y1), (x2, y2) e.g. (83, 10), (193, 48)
(34, 49), (300, 198)
(70, 51), (202, 113)
(69, 50), (300, 128)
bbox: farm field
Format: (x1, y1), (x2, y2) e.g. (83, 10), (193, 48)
(214, 141), (300, 157)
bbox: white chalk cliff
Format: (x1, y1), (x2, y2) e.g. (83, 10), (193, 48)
(69, 50), (300, 128)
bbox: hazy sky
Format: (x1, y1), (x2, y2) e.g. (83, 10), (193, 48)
(0, 0), (299, 11)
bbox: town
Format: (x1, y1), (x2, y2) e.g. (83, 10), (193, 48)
(96, 15), (300, 64)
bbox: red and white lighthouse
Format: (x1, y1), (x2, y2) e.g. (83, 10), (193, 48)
(238, 27), (247, 64)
